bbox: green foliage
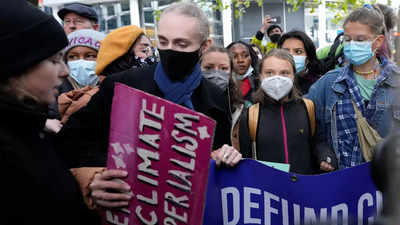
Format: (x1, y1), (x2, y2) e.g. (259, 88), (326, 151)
(324, 0), (377, 24)
(154, 9), (161, 22)
(153, 0), (382, 24)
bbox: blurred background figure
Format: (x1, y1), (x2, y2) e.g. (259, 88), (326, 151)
(371, 133), (400, 225)
(200, 46), (244, 149)
(56, 29), (106, 124)
(57, 3), (99, 34)
(251, 15), (283, 54)
(278, 30), (327, 95)
(95, 25), (156, 77)
(251, 44), (263, 60)
(227, 40), (259, 107)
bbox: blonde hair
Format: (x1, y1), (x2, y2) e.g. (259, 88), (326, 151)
(159, 2), (210, 42)
(343, 7), (386, 35)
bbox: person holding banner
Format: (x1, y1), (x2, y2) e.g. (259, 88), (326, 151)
(200, 46), (244, 149)
(57, 2), (241, 209)
(306, 7), (400, 169)
(238, 49), (337, 174)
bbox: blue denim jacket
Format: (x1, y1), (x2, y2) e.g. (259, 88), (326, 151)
(306, 59), (400, 168)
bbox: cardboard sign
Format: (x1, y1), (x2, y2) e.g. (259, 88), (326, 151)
(204, 159), (381, 225)
(104, 83), (215, 225)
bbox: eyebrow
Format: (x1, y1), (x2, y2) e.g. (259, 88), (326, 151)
(172, 38), (191, 44)
(157, 35), (168, 41)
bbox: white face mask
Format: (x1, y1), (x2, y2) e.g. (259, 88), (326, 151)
(261, 75), (293, 101)
(234, 66), (254, 81)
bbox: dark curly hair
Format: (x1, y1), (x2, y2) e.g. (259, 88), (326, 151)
(277, 30), (327, 76)
(226, 40), (259, 74)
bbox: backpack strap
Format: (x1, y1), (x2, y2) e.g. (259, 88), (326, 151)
(248, 103), (260, 159)
(325, 32), (344, 71)
(303, 98), (316, 137)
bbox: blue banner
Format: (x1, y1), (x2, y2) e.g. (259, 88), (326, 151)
(203, 159), (382, 225)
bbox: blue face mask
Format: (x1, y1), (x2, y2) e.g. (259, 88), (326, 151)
(68, 60), (98, 87)
(343, 41), (374, 66)
(293, 55), (306, 73)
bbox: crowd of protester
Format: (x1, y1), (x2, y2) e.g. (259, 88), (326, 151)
(1, 0), (400, 224)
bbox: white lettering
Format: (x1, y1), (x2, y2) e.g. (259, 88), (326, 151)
(164, 200), (188, 223)
(264, 191), (279, 225)
(140, 100), (163, 132)
(106, 210), (129, 225)
(137, 174), (158, 186)
(332, 203), (349, 225)
(164, 217), (177, 225)
(281, 199), (289, 225)
(137, 147), (159, 177)
(171, 130), (198, 151)
(170, 158), (195, 172)
(166, 170), (192, 192)
(165, 192), (189, 209)
(135, 206), (157, 225)
(358, 193), (374, 225)
(293, 204), (300, 225)
(139, 134), (160, 149)
(174, 113), (199, 136)
(137, 190), (158, 206)
(244, 187), (261, 224)
(304, 207), (327, 225)
(221, 187), (240, 225)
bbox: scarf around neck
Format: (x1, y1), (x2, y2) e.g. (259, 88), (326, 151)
(154, 62), (202, 109)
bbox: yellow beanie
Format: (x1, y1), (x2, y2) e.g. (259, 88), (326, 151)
(95, 25), (144, 75)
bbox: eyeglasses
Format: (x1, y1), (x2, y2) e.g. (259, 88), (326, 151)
(64, 18), (87, 25)
(342, 35), (377, 44)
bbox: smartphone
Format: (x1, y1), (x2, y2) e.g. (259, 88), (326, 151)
(270, 16), (281, 24)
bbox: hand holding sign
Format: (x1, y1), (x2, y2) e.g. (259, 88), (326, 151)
(90, 169), (133, 208)
(211, 144), (242, 167)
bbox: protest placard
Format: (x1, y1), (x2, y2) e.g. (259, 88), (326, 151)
(104, 83), (215, 225)
(204, 159), (381, 225)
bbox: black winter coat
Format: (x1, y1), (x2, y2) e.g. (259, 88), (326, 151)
(0, 94), (92, 225)
(57, 64), (232, 168)
(239, 97), (337, 174)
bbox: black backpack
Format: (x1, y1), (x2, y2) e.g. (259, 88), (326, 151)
(322, 32), (345, 71)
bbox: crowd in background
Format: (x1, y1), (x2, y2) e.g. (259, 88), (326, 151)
(1, 0), (400, 224)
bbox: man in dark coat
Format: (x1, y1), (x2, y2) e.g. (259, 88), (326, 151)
(57, 2), (241, 209)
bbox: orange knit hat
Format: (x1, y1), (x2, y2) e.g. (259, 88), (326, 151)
(95, 25), (144, 75)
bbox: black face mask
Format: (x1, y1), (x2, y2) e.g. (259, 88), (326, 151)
(269, 34), (281, 43)
(158, 48), (200, 81)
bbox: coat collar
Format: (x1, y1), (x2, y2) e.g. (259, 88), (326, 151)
(147, 66), (228, 115)
(332, 58), (400, 94)
(0, 93), (47, 132)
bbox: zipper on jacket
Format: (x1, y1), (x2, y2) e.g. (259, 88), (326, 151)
(280, 105), (289, 164)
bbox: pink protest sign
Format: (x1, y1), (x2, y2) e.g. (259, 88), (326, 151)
(103, 83), (215, 225)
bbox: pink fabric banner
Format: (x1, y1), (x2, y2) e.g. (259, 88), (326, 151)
(103, 83), (215, 225)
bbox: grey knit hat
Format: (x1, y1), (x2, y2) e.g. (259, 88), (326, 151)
(65, 29), (106, 56)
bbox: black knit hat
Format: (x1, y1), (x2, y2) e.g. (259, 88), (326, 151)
(0, 0), (68, 80)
